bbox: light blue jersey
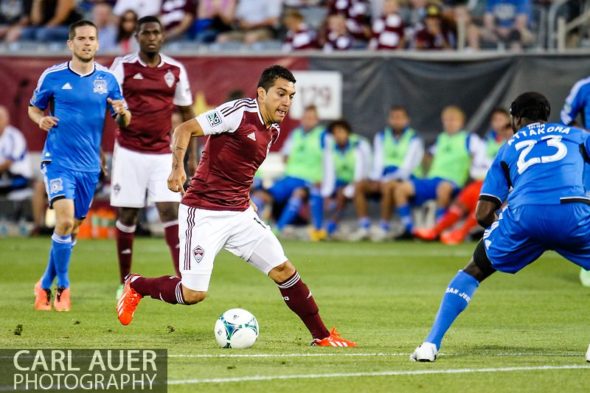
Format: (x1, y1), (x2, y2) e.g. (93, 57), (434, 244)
(30, 61), (123, 172)
(481, 122), (590, 208)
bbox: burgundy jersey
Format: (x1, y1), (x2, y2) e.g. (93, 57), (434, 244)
(110, 53), (193, 153)
(183, 98), (280, 211)
(328, 0), (371, 41)
(282, 23), (318, 51)
(323, 31), (353, 51)
(160, 0), (196, 32)
(370, 13), (405, 50)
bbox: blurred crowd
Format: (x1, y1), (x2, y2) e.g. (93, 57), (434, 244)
(0, 0), (587, 53)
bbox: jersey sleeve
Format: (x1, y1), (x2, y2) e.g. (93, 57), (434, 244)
(561, 80), (588, 126)
(354, 137), (372, 181)
(321, 133), (336, 197)
(30, 70), (54, 110)
(109, 57), (125, 87)
(370, 132), (384, 180)
(195, 100), (243, 135)
(173, 63), (193, 106)
(393, 136), (424, 180)
(468, 133), (491, 180)
(480, 145), (510, 206)
(107, 74), (126, 117)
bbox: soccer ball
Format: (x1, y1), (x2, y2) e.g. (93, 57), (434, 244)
(214, 308), (259, 349)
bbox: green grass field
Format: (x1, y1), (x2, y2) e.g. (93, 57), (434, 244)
(1, 237), (589, 392)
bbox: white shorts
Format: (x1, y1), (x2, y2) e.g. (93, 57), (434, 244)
(110, 143), (181, 207)
(179, 204), (288, 291)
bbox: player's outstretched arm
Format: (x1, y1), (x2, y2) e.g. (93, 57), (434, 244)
(28, 105), (58, 132)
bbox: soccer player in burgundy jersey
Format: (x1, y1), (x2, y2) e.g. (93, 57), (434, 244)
(117, 65), (356, 347)
(109, 16), (196, 299)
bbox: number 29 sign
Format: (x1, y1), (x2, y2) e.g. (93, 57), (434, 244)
(290, 71), (342, 120)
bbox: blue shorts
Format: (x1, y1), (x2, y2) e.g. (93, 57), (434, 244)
(483, 203), (590, 273)
(42, 162), (100, 220)
(411, 177), (459, 206)
(268, 176), (310, 204)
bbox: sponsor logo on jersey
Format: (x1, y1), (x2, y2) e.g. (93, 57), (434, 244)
(164, 70), (175, 88)
(93, 78), (108, 94)
(206, 111), (222, 127)
(49, 178), (63, 194)
(61, 82), (73, 90)
(247, 132), (256, 141)
(193, 245), (204, 263)
(132, 73), (144, 80)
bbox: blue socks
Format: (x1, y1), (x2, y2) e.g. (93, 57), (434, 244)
(40, 251), (57, 290)
(358, 217), (371, 229)
(379, 220), (391, 232)
(51, 233), (73, 289)
(277, 196), (303, 231)
(309, 189), (324, 230)
(397, 204), (413, 233)
(425, 270), (480, 349)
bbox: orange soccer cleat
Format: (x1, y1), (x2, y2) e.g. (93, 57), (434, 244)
(312, 328), (357, 347)
(117, 274), (143, 326)
(412, 227), (438, 241)
(440, 229), (466, 245)
(54, 287), (71, 312)
(34, 280), (52, 311)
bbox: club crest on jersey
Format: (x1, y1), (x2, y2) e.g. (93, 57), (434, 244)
(93, 78), (108, 94)
(49, 178), (63, 194)
(164, 70), (175, 88)
(206, 111), (222, 127)
(193, 246), (204, 264)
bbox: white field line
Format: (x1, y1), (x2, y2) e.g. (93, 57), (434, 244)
(168, 364), (590, 385)
(168, 351), (582, 359)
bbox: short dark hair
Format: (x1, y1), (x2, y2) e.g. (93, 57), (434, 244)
(390, 105), (408, 115)
(257, 65), (296, 92)
(491, 107), (509, 117)
(510, 92), (550, 121)
(136, 15), (162, 32)
(328, 119), (352, 134)
(69, 20), (97, 40)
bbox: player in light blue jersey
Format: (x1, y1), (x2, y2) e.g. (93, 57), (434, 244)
(28, 20), (131, 312)
(411, 92), (590, 363)
(560, 75), (590, 286)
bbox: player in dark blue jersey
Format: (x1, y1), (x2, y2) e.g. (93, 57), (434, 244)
(411, 92), (590, 362)
(28, 20), (131, 312)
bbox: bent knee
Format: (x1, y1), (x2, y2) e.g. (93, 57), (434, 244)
(269, 260), (296, 283)
(182, 288), (207, 305)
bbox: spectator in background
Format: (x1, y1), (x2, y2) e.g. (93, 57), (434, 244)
(327, 0), (372, 46)
(0, 106), (32, 196)
(0, 0), (29, 42)
(369, 0), (405, 50)
(323, 13), (353, 51)
(160, 0), (195, 41)
(19, 0), (82, 42)
(116, 9), (138, 54)
(217, 0), (282, 46)
(113, 0), (161, 19)
(467, 0), (533, 51)
(192, 0), (236, 43)
(412, 2), (456, 50)
(282, 8), (318, 51)
(92, 1), (117, 52)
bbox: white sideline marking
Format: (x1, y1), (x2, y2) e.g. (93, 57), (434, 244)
(170, 352), (404, 359)
(169, 364), (590, 385)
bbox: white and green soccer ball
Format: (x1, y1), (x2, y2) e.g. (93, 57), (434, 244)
(214, 308), (259, 349)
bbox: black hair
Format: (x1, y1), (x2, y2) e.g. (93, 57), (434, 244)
(509, 92), (550, 121)
(136, 15), (162, 32)
(69, 20), (97, 40)
(328, 119), (352, 134)
(257, 65), (296, 92)
(117, 10), (137, 43)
